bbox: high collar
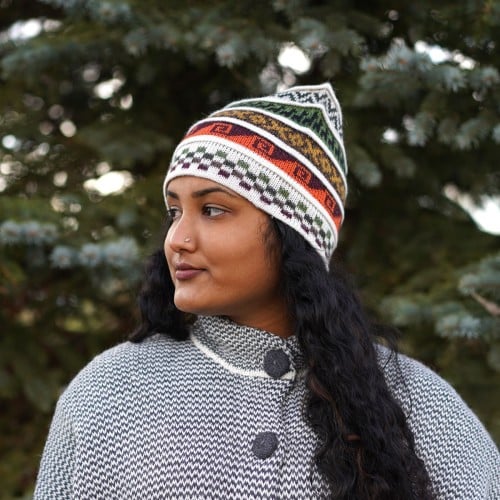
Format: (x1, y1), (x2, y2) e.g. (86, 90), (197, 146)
(191, 315), (306, 379)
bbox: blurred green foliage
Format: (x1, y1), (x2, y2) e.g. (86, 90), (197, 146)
(0, 0), (499, 496)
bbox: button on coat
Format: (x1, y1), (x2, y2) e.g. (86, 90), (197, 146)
(263, 349), (290, 378)
(252, 432), (279, 459)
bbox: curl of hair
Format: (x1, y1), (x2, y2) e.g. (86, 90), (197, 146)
(130, 248), (189, 341)
(271, 219), (433, 499)
(129, 220), (434, 499)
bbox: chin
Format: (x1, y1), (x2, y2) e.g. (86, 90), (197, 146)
(174, 298), (217, 317)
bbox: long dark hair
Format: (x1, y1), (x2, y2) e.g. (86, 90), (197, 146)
(130, 218), (434, 499)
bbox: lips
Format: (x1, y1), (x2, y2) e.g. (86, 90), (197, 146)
(174, 262), (204, 281)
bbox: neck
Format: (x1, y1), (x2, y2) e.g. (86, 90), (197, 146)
(229, 303), (293, 339)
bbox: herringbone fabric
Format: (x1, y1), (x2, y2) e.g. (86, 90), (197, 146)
(35, 316), (500, 499)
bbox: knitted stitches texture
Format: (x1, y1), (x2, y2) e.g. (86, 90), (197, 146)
(164, 83), (348, 266)
(35, 316), (500, 499)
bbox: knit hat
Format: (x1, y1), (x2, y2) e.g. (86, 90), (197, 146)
(164, 83), (347, 267)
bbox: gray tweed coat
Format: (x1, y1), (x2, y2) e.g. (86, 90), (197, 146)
(35, 315), (499, 499)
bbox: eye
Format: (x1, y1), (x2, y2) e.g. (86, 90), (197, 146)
(202, 205), (226, 217)
(167, 206), (181, 220)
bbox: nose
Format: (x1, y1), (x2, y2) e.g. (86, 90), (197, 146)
(166, 215), (195, 253)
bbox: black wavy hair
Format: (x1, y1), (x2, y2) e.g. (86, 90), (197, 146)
(130, 218), (434, 499)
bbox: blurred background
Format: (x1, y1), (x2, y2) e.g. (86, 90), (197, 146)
(1, 0), (499, 497)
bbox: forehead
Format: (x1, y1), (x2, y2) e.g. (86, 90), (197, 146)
(166, 176), (239, 196)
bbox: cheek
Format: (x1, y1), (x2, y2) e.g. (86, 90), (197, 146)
(219, 233), (277, 287)
(252, 253), (280, 291)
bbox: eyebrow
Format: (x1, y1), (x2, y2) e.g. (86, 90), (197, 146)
(165, 187), (238, 199)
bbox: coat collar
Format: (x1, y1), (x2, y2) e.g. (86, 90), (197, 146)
(191, 315), (306, 379)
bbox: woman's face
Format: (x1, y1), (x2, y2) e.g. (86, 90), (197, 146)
(164, 176), (289, 335)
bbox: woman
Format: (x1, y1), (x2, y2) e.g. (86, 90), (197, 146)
(35, 84), (499, 499)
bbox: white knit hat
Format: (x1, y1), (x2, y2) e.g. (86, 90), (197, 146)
(164, 83), (347, 266)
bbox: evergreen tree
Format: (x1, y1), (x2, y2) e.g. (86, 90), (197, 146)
(0, 1), (498, 495)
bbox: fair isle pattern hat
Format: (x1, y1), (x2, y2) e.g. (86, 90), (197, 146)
(164, 83), (348, 266)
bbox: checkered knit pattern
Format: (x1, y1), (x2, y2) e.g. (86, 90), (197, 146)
(164, 83), (348, 266)
(35, 316), (500, 499)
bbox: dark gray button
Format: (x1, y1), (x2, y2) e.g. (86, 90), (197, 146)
(252, 432), (278, 459)
(263, 349), (290, 378)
